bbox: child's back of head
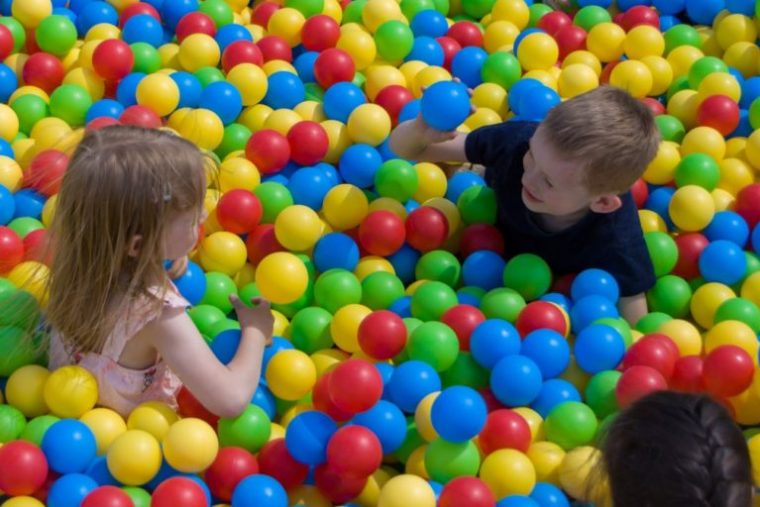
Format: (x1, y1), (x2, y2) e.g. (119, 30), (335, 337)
(600, 390), (752, 507)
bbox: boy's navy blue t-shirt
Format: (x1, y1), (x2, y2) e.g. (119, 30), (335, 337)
(464, 120), (656, 297)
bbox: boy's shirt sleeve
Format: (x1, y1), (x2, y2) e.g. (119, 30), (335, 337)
(595, 237), (657, 297)
(464, 121), (540, 169)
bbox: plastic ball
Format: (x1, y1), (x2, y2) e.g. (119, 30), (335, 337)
(615, 365), (667, 409)
(265, 349), (316, 400)
(284, 410), (337, 466)
(699, 239), (747, 285)
(544, 401), (597, 451)
(430, 386), (487, 442)
(41, 419), (97, 474)
(586, 22), (625, 62)
(151, 477), (208, 507)
(386, 360), (442, 413)
(573, 324), (625, 375)
(105, 429), (161, 486)
(328, 358), (383, 414)
(703, 345), (753, 398)
(257, 438), (309, 490)
(346, 103), (391, 147)
(273, 204), (322, 252)
(47, 474), (98, 507)
(0, 440), (48, 496)
(438, 477), (495, 507)
(479, 449), (536, 498)
(43, 365), (98, 418)
(162, 418), (218, 473)
(668, 185), (715, 231)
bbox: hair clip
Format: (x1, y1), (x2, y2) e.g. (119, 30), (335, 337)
(162, 183), (172, 203)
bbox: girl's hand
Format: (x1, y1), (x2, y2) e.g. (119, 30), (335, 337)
(230, 294), (274, 345)
(167, 256), (189, 279)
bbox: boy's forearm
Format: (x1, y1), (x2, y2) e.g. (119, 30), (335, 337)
(619, 293), (648, 327)
(389, 119), (428, 160)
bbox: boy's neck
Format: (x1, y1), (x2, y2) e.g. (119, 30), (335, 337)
(535, 208), (590, 233)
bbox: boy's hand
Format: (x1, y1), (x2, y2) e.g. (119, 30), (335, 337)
(413, 113), (460, 144)
(230, 294), (274, 345)
(167, 256), (189, 279)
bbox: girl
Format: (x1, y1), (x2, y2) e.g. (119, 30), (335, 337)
(46, 125), (271, 418)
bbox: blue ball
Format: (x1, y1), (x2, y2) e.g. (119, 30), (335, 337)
(171, 71), (203, 109)
(740, 77), (760, 109)
(70, 0), (95, 13)
(470, 319), (521, 369)
(85, 456), (120, 486)
(729, 109), (753, 138)
(377, 137), (398, 161)
(352, 400), (407, 454)
(252, 384), (277, 420)
(0, 184), (14, 225)
(446, 171), (485, 203)
(703, 210), (750, 247)
(339, 143), (383, 188)
(42, 420), (98, 474)
(570, 295), (620, 333)
(294, 51), (319, 83)
(420, 81), (470, 131)
(313, 232), (360, 272)
(161, 0), (200, 28)
(388, 244), (421, 284)
(215, 23), (253, 53)
(699, 239), (747, 285)
(262, 336), (294, 373)
(263, 72), (305, 110)
(429, 480), (444, 498)
(386, 360), (441, 413)
(531, 379), (581, 418)
(405, 36), (444, 66)
(285, 411), (338, 466)
(388, 295), (412, 317)
(86, 99), (124, 123)
(653, 0), (685, 14)
(146, 460), (188, 490)
(451, 46), (488, 88)
(210, 329), (241, 364)
(521, 329), (570, 379)
(122, 14), (163, 46)
(289, 167), (333, 210)
(512, 28), (544, 56)
(323, 82), (366, 123)
(658, 14), (680, 31)
(573, 324), (626, 374)
(457, 289), (482, 307)
(617, 0), (650, 9)
(75, 1), (118, 36)
(726, 0), (755, 14)
(404, 198), (420, 214)
(313, 162), (341, 185)
(199, 81), (242, 125)
(539, 292), (572, 313)
(519, 85), (561, 121)
(571, 268), (620, 303)
(375, 362), (394, 389)
(645, 186), (676, 230)
(48, 474), (98, 507)
(0, 63), (17, 103)
(462, 250), (506, 291)
(497, 496), (541, 507)
(430, 386), (487, 442)
(0, 0), (9, 15)
(398, 98), (421, 124)
(685, 0), (724, 24)
(0, 139), (13, 159)
(490, 354), (543, 407)
(578, 0), (612, 6)
(13, 189), (45, 220)
(753, 224), (760, 255)
(530, 483), (571, 507)
(144, 0), (165, 9)
(116, 72), (146, 107)
(508, 78), (544, 116)
(185, 476), (213, 506)
(411, 9), (449, 37)
(231, 474), (288, 507)
(172, 259), (206, 305)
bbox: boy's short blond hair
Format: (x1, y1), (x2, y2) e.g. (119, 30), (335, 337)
(542, 86), (660, 195)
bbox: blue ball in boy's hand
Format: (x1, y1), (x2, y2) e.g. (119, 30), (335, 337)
(420, 81), (471, 132)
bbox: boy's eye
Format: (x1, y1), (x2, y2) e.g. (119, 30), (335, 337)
(544, 177), (553, 188)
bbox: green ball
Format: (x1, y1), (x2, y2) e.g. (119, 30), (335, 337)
(343, 0), (367, 25)
(442, 352), (489, 389)
(655, 114), (686, 143)
(209, 318), (241, 338)
(400, 0), (436, 20)
(415, 250), (461, 288)
(481, 52), (522, 91)
(35, 15), (77, 56)
(361, 271), (405, 310)
(0, 404), (26, 443)
(746, 252), (760, 277)
(408, 321), (459, 372)
(646, 275), (692, 318)
(255, 182), (294, 223)
(0, 17), (25, 53)
(584, 370), (621, 420)
(635, 311), (672, 334)
(238, 283), (262, 308)
(188, 304), (226, 336)
(528, 3), (553, 27)
(675, 153), (719, 191)
(715, 297), (760, 333)
(0, 327), (38, 376)
(130, 42), (162, 74)
(749, 97), (760, 130)
(458, 185), (497, 225)
(201, 272), (237, 314)
(11, 94), (49, 135)
(689, 276), (706, 293)
(353, 72), (366, 89)
(199, 0), (234, 27)
(687, 56), (728, 89)
(296, 253), (317, 282)
(375, 159), (418, 202)
(433, 0), (449, 15)
(462, 0), (496, 19)
(290, 306), (333, 353)
(593, 317), (632, 349)
(375, 20), (414, 62)
(0, 289), (40, 330)
(195, 66), (226, 87)
(20, 414), (59, 446)
(395, 421), (424, 463)
(286, 0), (325, 17)
(0, 278), (15, 298)
(666, 75), (691, 101)
(404, 317), (424, 335)
(458, 286), (486, 305)
(218, 404), (272, 453)
(314, 269), (362, 314)
(503, 253), (552, 301)
(216, 123), (251, 160)
(49, 84), (93, 127)
(664, 24), (701, 54)
(304, 82), (325, 102)
(7, 217), (44, 239)
(411, 281), (459, 321)
(425, 439), (480, 483)
(122, 488), (151, 507)
(480, 287), (525, 322)
(573, 6), (611, 31)
(545, 401), (598, 451)
(644, 231), (678, 277)
(271, 280), (314, 319)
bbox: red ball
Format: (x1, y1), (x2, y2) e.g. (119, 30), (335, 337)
(256, 35), (292, 62)
(358, 310), (407, 360)
(447, 21), (484, 47)
(302, 15), (340, 51)
(176, 386), (219, 427)
(441, 304), (486, 351)
(697, 95), (740, 136)
(0, 226), (23, 273)
(120, 105), (162, 128)
(151, 477), (207, 507)
(0, 24), (13, 61)
(327, 358), (383, 414)
(175, 12), (217, 43)
(120, 3), (161, 26)
(516, 301), (569, 338)
(325, 425), (383, 478)
(216, 189), (263, 234)
(246, 224), (285, 265)
(439, 477), (496, 507)
(670, 355), (705, 393)
(287, 121), (329, 165)
(480, 388), (505, 412)
(82, 486), (133, 507)
(555, 25), (587, 59)
(87, 117), (121, 130)
(615, 365), (668, 409)
(703, 345), (754, 398)
(222, 41), (264, 73)
(25, 149), (68, 197)
(736, 183), (760, 229)
(478, 409), (532, 454)
(405, 206), (449, 252)
(26, 32), (41, 55)
(312, 373), (354, 422)
(257, 439), (309, 490)
(358, 210), (406, 256)
(245, 129), (291, 174)
(641, 97), (665, 116)
(436, 35), (462, 70)
(314, 48), (356, 88)
(550, 273), (576, 296)
(204, 447), (259, 502)
(672, 232), (709, 279)
(622, 334), (679, 380)
(374, 85), (414, 126)
(251, 1), (280, 27)
(459, 224), (505, 258)
(23, 229), (51, 265)
(537, 11), (572, 37)
(92, 39), (134, 81)
(314, 464), (368, 504)
(0, 440), (48, 496)
(22, 53), (64, 94)
(600, 60), (620, 84)
(630, 178), (649, 208)
(620, 6), (660, 31)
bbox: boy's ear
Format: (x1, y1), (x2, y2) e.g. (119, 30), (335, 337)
(589, 194), (622, 214)
(127, 235), (142, 257)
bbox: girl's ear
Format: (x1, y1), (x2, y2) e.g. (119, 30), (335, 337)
(127, 235), (142, 257)
(589, 194), (623, 214)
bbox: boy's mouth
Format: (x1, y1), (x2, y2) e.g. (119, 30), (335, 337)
(522, 185), (542, 203)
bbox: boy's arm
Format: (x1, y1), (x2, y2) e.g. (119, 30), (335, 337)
(390, 115), (469, 164)
(619, 293), (648, 327)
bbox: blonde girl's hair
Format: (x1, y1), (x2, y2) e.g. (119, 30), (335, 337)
(45, 125), (207, 356)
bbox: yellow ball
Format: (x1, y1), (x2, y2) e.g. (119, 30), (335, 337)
(275, 205), (323, 252)
(717, 14), (757, 50)
(623, 25), (664, 59)
(464, 107), (501, 130)
(667, 45), (704, 79)
(256, 252), (309, 304)
(158, 43), (180, 69)
(5, 365), (49, 418)
(399, 60), (428, 88)
(263, 108), (301, 135)
(43, 365), (98, 418)
(472, 83), (508, 118)
(219, 157), (260, 193)
(730, 371), (760, 425)
(413, 163), (447, 203)
(749, 435), (760, 486)
(337, 29), (377, 70)
(178, 108), (224, 150)
(484, 20), (520, 54)
(323, 184), (369, 230)
(272, 309), (290, 337)
(682, 126), (726, 162)
(136, 73), (180, 117)
(742, 272), (760, 308)
(355, 256), (395, 281)
(523, 69), (557, 89)
(643, 140), (681, 184)
(640, 55), (673, 96)
(723, 41), (760, 78)
(1, 497), (45, 507)
(669, 185), (715, 232)
(517, 33), (558, 71)
(294, 100), (325, 122)
(0, 104), (19, 142)
(106, 429), (162, 486)
(323, 0), (343, 22)
(0, 156), (22, 191)
(355, 468), (393, 507)
(126, 401), (179, 442)
(697, 72), (741, 103)
(658, 319), (702, 356)
(563, 50), (602, 75)
(587, 22), (626, 62)
(369, 197), (407, 219)
(80, 408), (127, 455)
(405, 445), (428, 478)
(704, 320), (759, 360)
(289, 485), (333, 507)
(178, 34), (220, 72)
(412, 66), (452, 97)
(364, 65), (406, 101)
(639, 209), (667, 233)
(265, 349), (317, 401)
(330, 303), (371, 353)
(718, 158), (753, 196)
(14, 139), (38, 173)
(64, 68), (105, 101)
(322, 119), (351, 164)
(347, 104), (391, 146)
(712, 188), (735, 212)
(239, 104), (272, 133)
(690, 282), (736, 329)
(263, 60), (297, 76)
(11, 0), (51, 28)
(8, 261), (50, 306)
(558, 64), (599, 99)
(414, 392), (440, 442)
(744, 129), (760, 170)
(558, 446), (605, 501)
(268, 8), (305, 47)
(311, 348), (349, 378)
(527, 441), (565, 485)
(162, 418), (219, 473)
(378, 474), (436, 507)
(491, 0), (529, 29)
(480, 449), (536, 498)
(609, 60), (653, 99)
(362, 0), (404, 32)
(425, 197), (461, 236)
(666, 89), (699, 130)
(199, 231), (247, 276)
(512, 407), (545, 442)
(9, 86), (50, 105)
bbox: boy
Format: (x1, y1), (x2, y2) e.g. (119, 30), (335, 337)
(390, 86), (660, 325)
